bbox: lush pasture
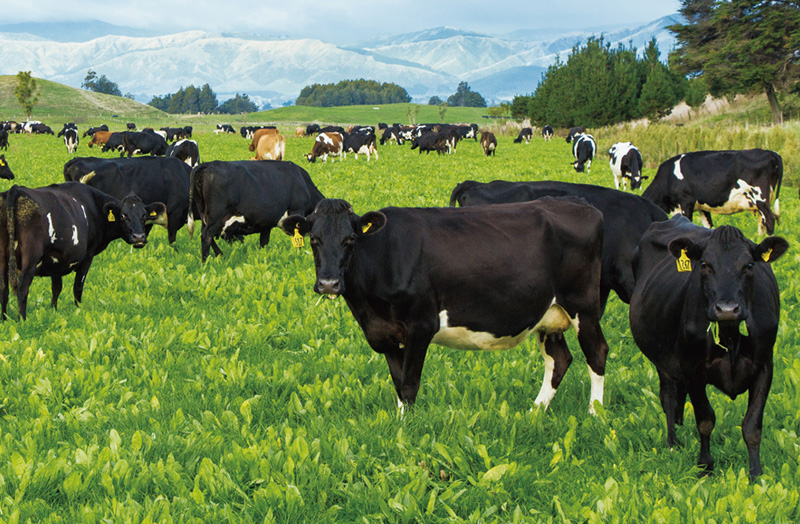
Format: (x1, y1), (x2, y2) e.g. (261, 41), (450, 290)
(0, 127), (799, 523)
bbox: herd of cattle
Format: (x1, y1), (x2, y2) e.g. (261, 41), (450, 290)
(0, 117), (791, 480)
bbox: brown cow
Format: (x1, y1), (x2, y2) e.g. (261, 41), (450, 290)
(481, 131), (497, 157)
(254, 134), (286, 161)
(248, 128), (280, 152)
(88, 131), (112, 148)
(305, 132), (344, 163)
(295, 126), (306, 138)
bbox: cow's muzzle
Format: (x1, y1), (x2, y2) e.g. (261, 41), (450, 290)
(712, 301), (743, 322)
(315, 278), (342, 297)
(131, 233), (147, 248)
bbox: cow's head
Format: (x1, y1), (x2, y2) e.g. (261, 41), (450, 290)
(668, 225), (787, 341)
(572, 160), (586, 173)
(305, 153), (317, 163)
(0, 155), (14, 180)
(104, 194), (167, 248)
(281, 199), (386, 297)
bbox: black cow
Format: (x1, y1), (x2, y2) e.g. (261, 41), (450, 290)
(410, 132), (447, 155)
(542, 125), (554, 141)
(0, 155), (14, 180)
(305, 124), (321, 136)
(280, 198), (610, 412)
(82, 125), (108, 138)
(63, 156), (191, 244)
(122, 131), (168, 157)
(101, 132), (126, 154)
(642, 149), (783, 235)
(450, 179), (668, 308)
(318, 125), (346, 135)
(63, 128), (79, 154)
(166, 139), (200, 167)
(0, 130), (8, 151)
(30, 123), (54, 135)
(0, 182), (166, 319)
(57, 123), (77, 138)
(182, 126), (193, 138)
(343, 132), (378, 161)
(566, 126), (586, 143)
(630, 216), (788, 479)
(188, 160), (325, 262)
(572, 133), (596, 172)
(127, 123), (136, 131)
(608, 142), (646, 190)
(160, 127), (185, 142)
(513, 127), (533, 144)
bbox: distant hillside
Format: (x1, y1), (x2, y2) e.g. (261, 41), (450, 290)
(0, 75), (165, 121)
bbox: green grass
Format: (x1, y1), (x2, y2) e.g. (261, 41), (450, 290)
(251, 104), (491, 127)
(0, 116), (799, 523)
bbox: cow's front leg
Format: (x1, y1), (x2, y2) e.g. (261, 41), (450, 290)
(50, 275), (63, 309)
(742, 361), (772, 480)
(72, 257), (94, 305)
(688, 384), (716, 476)
(657, 370), (681, 447)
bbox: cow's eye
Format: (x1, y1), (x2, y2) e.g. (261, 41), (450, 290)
(345, 234), (357, 245)
(744, 262), (755, 272)
(308, 234), (318, 245)
(121, 213), (127, 220)
(700, 261), (713, 272)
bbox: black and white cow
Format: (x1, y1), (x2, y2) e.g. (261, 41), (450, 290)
(608, 142), (646, 190)
(215, 124), (236, 135)
(0, 130), (8, 151)
(280, 198), (610, 412)
(542, 125), (554, 141)
(63, 128), (79, 154)
(166, 139), (200, 167)
(0, 182), (166, 319)
(82, 125), (108, 138)
(101, 132), (126, 154)
(630, 216), (788, 479)
(380, 126), (403, 145)
(513, 128), (533, 144)
(571, 133), (596, 172)
(449, 179), (668, 309)
(64, 156), (192, 244)
(0, 155), (14, 180)
(188, 160), (325, 262)
(565, 126), (586, 143)
(642, 149), (783, 235)
(343, 132), (378, 161)
(121, 131), (168, 157)
(57, 123), (77, 138)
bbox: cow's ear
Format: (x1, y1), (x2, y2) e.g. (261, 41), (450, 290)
(103, 202), (121, 224)
(280, 215), (309, 236)
(358, 211), (386, 236)
(753, 236), (789, 264)
(640, 175), (649, 180)
(145, 202), (168, 225)
(668, 237), (703, 260)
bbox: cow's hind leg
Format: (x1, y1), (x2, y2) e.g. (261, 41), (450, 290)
(533, 332), (572, 410)
(575, 315), (609, 414)
(72, 257), (94, 306)
(50, 275), (63, 309)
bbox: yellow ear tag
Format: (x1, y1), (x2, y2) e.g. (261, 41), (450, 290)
(107, 210), (116, 222)
(761, 248), (772, 262)
(676, 249), (691, 272)
(362, 222), (372, 234)
(292, 226), (305, 248)
(150, 211), (157, 217)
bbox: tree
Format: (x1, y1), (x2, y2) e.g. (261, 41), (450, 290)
(218, 93), (258, 114)
(407, 105), (421, 124)
(15, 71), (39, 119)
(669, 0), (800, 124)
(82, 69), (122, 96)
(428, 95), (443, 105)
(437, 103), (448, 122)
(447, 82), (487, 107)
(149, 84), (219, 114)
(684, 77), (708, 111)
(296, 79), (411, 107)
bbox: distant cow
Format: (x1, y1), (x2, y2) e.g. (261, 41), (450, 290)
(566, 126), (586, 143)
(87, 131), (112, 148)
(280, 197), (610, 413)
(306, 132), (344, 163)
(127, 123), (136, 131)
(188, 160), (325, 262)
(0, 182), (165, 319)
(296, 126), (306, 137)
(305, 124), (321, 136)
(410, 132), (447, 155)
(63, 128), (79, 154)
(608, 142), (646, 190)
(100, 132), (126, 154)
(630, 216), (788, 479)
(121, 131), (168, 157)
(343, 131), (378, 161)
(318, 125), (346, 135)
(83, 125), (108, 138)
(481, 131), (497, 157)
(182, 126), (193, 138)
(450, 179), (668, 309)
(30, 123), (54, 135)
(254, 133), (286, 161)
(57, 123), (77, 138)
(215, 124), (236, 135)
(513, 128), (533, 144)
(166, 139), (200, 167)
(0, 155), (14, 180)
(248, 128), (280, 152)
(572, 133), (596, 172)
(160, 127), (185, 142)
(542, 125), (554, 141)
(642, 149), (783, 235)
(0, 130), (8, 151)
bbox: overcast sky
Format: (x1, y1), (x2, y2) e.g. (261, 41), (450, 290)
(4, 0), (681, 44)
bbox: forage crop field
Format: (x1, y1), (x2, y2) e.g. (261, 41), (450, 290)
(0, 125), (799, 524)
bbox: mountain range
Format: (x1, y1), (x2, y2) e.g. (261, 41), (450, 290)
(0, 15), (680, 108)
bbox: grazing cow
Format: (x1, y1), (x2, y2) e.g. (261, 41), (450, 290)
(63, 128), (79, 154)
(450, 179), (668, 309)
(0, 182), (166, 319)
(513, 128), (533, 144)
(166, 139), (200, 167)
(410, 132), (447, 155)
(456, 124), (477, 142)
(306, 132), (344, 163)
(0, 130), (8, 151)
(160, 127), (184, 142)
(642, 149), (783, 235)
(0, 155), (14, 180)
(64, 156), (192, 244)
(343, 131), (378, 161)
(87, 131), (112, 148)
(608, 142), (646, 190)
(305, 124), (321, 136)
(188, 160), (325, 262)
(57, 123), (77, 138)
(248, 128), (280, 152)
(438, 125), (461, 153)
(296, 126), (306, 138)
(481, 131), (497, 157)
(83, 125), (108, 138)
(30, 123), (54, 135)
(215, 124), (236, 135)
(126, 123), (136, 131)
(100, 132), (126, 154)
(572, 134), (596, 172)
(182, 126), (193, 138)
(629, 216), (788, 479)
(318, 125), (346, 135)
(542, 125), (554, 140)
(566, 126), (586, 143)
(280, 198), (610, 412)
(121, 131), (168, 157)
(254, 133), (286, 161)
(380, 126), (403, 145)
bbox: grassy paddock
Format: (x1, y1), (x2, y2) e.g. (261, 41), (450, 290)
(0, 125), (798, 523)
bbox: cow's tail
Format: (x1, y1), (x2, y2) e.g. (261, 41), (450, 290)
(187, 164), (205, 239)
(6, 185), (21, 295)
(449, 180), (481, 207)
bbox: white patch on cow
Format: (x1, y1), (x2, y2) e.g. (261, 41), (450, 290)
(397, 397), (405, 416)
(533, 345), (556, 409)
(70, 261), (80, 269)
(80, 205), (87, 220)
(608, 142), (635, 190)
(50, 256), (59, 264)
(319, 133), (335, 146)
(276, 211), (290, 229)
(673, 155), (685, 180)
(221, 215), (245, 236)
(72, 225), (79, 245)
(588, 368), (604, 415)
(695, 179), (765, 217)
(47, 213), (56, 243)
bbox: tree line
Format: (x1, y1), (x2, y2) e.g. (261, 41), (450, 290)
(295, 79), (411, 107)
(147, 85), (258, 114)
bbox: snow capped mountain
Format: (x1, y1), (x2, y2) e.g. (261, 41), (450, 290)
(0, 16), (680, 107)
